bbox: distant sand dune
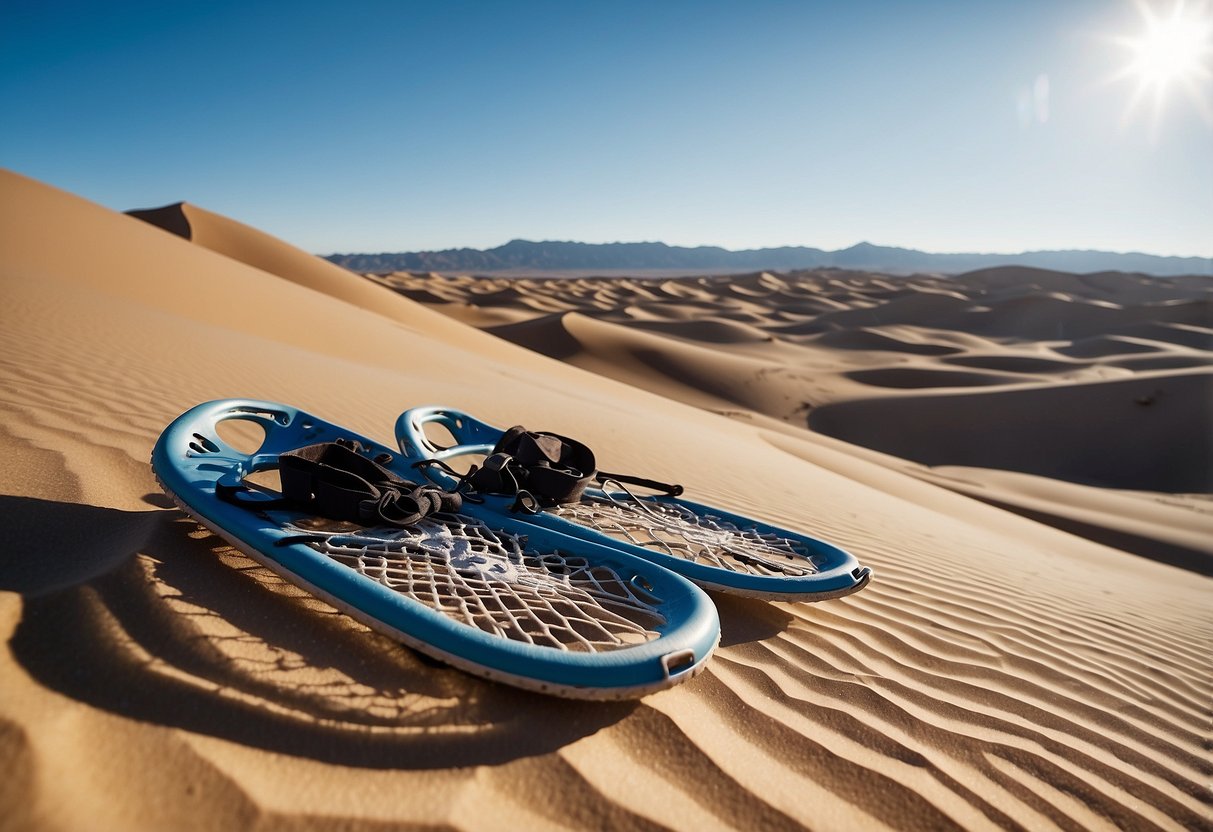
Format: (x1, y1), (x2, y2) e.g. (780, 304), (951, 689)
(1121, 321), (1213, 351)
(485, 312), (585, 360)
(627, 316), (775, 344)
(942, 354), (1083, 373)
(812, 328), (965, 355)
(913, 466), (1213, 575)
(809, 370), (1213, 492)
(843, 367), (1028, 388)
(1109, 354), (1213, 371)
(1056, 335), (1166, 358)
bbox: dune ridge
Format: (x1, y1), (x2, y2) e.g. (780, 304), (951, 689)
(2, 172), (1211, 830)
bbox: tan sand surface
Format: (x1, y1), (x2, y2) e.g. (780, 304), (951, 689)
(2, 170), (1211, 830)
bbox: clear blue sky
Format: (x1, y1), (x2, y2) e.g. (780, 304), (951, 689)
(3, 1), (1210, 256)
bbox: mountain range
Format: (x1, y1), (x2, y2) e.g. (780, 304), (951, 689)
(324, 239), (1212, 277)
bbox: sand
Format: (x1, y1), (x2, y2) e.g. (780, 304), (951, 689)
(1, 169), (1211, 831)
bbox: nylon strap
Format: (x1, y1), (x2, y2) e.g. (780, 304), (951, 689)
(596, 470), (684, 497)
(218, 439), (462, 526)
(464, 425), (682, 508)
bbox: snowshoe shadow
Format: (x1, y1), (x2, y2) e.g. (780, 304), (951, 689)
(3, 495), (635, 769)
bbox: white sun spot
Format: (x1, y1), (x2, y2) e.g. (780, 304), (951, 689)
(1111, 0), (1213, 134)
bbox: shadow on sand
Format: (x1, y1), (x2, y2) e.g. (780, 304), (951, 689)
(2, 494), (637, 769)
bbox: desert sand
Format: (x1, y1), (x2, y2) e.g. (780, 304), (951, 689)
(1, 169), (1210, 831)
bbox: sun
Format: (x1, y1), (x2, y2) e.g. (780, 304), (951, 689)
(1112, 0), (1213, 128)
(1128, 6), (1208, 83)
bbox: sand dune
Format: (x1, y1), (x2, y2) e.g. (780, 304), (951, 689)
(910, 466), (1213, 576)
(812, 327), (966, 355)
(843, 367), (1028, 388)
(131, 199), (492, 346)
(1104, 322), (1211, 353)
(2, 171), (1212, 830)
(809, 370), (1213, 492)
(942, 353), (1083, 373)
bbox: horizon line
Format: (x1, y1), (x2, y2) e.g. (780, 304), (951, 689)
(320, 238), (1213, 261)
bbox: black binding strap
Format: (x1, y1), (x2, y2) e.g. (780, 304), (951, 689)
(596, 470), (684, 497)
(214, 483), (293, 510)
(218, 438), (461, 527)
(461, 425), (682, 509)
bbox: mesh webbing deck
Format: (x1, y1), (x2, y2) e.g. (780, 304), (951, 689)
(287, 514), (665, 652)
(552, 492), (820, 577)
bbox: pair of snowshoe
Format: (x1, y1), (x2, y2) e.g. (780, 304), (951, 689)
(152, 400), (871, 700)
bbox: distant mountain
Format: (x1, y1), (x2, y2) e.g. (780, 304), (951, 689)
(324, 240), (1212, 277)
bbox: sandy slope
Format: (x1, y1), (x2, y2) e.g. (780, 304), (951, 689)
(2, 170), (1211, 831)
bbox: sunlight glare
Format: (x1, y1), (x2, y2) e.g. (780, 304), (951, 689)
(1113, 0), (1213, 131)
(1127, 2), (1210, 85)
